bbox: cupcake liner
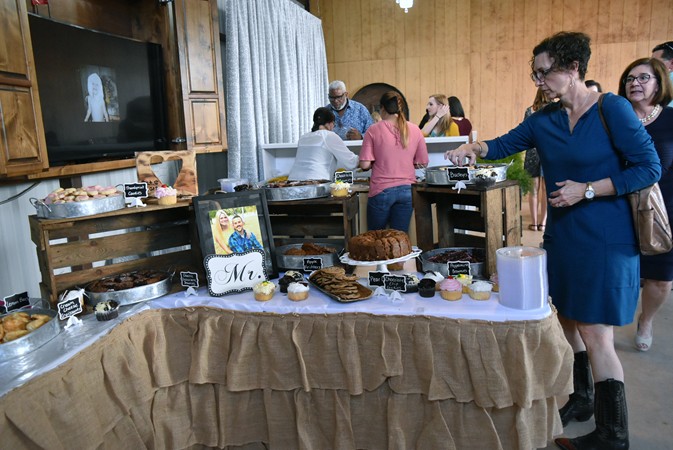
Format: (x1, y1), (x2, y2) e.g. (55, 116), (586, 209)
(95, 300), (119, 321)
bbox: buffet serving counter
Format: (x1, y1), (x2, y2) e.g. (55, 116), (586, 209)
(0, 282), (571, 450)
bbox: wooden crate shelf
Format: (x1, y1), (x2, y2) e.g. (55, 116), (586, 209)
(29, 202), (204, 305)
(412, 180), (521, 276)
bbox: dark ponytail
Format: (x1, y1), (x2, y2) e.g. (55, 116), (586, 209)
(380, 91), (408, 148)
(311, 107), (335, 132)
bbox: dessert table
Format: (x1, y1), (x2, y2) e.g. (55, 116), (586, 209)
(0, 281), (572, 450)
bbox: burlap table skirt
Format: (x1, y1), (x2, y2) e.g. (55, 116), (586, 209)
(0, 307), (572, 450)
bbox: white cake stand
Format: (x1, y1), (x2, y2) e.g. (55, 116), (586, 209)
(339, 247), (423, 272)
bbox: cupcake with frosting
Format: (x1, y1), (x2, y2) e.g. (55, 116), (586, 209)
(94, 300), (119, 321)
(253, 281), (276, 301)
(423, 271), (444, 290)
(155, 184), (178, 205)
(287, 282), (310, 301)
(330, 181), (350, 197)
(489, 272), (499, 292)
(439, 277), (462, 301)
(418, 279), (436, 298)
(468, 280), (493, 301)
(455, 274), (473, 293)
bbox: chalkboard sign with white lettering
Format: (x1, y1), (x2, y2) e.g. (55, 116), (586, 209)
(124, 182), (148, 199)
(303, 258), (323, 271)
(1, 291), (30, 314)
(447, 261), (472, 276)
(57, 297), (82, 320)
(446, 167), (470, 182)
(368, 271), (387, 287)
(334, 171), (354, 184)
(180, 271), (199, 288)
(383, 274), (407, 292)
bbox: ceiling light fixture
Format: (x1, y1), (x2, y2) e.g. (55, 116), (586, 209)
(397, 0), (413, 13)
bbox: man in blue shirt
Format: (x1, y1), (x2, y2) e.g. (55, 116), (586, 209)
(326, 80), (373, 140)
(228, 215), (263, 252)
(652, 41), (673, 107)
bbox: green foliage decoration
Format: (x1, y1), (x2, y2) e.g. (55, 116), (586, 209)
(478, 151), (533, 195)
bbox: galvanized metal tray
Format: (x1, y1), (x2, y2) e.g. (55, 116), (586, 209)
(264, 181), (331, 201)
(30, 193), (126, 219)
(420, 247), (485, 278)
(276, 243), (343, 270)
(84, 270), (173, 306)
(424, 164), (508, 185)
(0, 308), (60, 359)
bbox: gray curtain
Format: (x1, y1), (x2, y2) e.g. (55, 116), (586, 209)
(218, 0), (329, 182)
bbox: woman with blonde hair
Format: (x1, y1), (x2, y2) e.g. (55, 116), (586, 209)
(421, 94), (459, 137)
(212, 209), (233, 255)
(359, 91), (428, 232)
(523, 88), (552, 231)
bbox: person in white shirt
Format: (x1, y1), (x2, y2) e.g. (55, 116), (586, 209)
(288, 107), (359, 181)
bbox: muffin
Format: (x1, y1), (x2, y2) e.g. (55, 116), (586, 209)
(287, 282), (310, 301)
(404, 274), (420, 293)
(418, 279), (436, 298)
(279, 271), (305, 293)
(155, 185), (177, 205)
(455, 274), (473, 293)
(489, 272), (500, 292)
(330, 181), (350, 197)
(423, 271), (444, 290)
(253, 281), (276, 301)
(94, 300), (119, 321)
(468, 281), (493, 301)
(439, 277), (463, 301)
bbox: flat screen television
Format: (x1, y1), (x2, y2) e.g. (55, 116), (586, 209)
(28, 14), (168, 166)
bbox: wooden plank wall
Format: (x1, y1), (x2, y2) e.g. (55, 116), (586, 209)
(311, 0), (673, 140)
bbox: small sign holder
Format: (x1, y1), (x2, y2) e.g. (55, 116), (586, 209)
(303, 257), (323, 272)
(334, 170), (354, 184)
(1, 291), (30, 314)
(124, 182), (148, 207)
(368, 271), (387, 287)
(57, 289), (84, 321)
(447, 261), (472, 276)
(180, 271), (200, 296)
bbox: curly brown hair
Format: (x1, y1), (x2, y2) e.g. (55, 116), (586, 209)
(532, 31), (592, 79)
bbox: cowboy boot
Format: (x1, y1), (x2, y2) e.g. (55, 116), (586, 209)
(559, 351), (594, 427)
(555, 378), (629, 450)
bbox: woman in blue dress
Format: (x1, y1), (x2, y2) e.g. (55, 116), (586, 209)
(446, 32), (660, 450)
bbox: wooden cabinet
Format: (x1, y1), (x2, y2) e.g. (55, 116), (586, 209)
(1, 0), (226, 180)
(0, 0), (48, 177)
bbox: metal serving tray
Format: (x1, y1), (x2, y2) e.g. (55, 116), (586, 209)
(425, 164), (508, 185)
(84, 271), (173, 306)
(0, 308), (60, 359)
(30, 193), (126, 219)
(276, 243), (343, 270)
(308, 278), (373, 303)
(420, 247), (485, 278)
(264, 181), (331, 201)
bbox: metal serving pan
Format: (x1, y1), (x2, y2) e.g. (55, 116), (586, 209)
(420, 247), (485, 278)
(425, 164), (509, 185)
(30, 193), (126, 219)
(276, 243), (343, 270)
(84, 270), (173, 306)
(0, 308), (60, 359)
(264, 181), (331, 201)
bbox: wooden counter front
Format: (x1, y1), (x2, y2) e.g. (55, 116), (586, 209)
(412, 180), (521, 276)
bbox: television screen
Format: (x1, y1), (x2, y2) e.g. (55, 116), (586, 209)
(28, 14), (168, 165)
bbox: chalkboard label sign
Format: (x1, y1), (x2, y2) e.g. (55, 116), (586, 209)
(368, 271), (387, 287)
(446, 167), (470, 182)
(303, 257), (323, 271)
(383, 274), (407, 292)
(180, 271), (199, 288)
(447, 261), (472, 276)
(124, 182), (148, 199)
(1, 291), (30, 314)
(334, 170), (354, 184)
(57, 297), (82, 320)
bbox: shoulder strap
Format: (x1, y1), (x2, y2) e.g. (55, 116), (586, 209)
(597, 93), (612, 141)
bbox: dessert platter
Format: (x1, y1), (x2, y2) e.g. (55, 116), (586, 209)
(263, 179), (331, 201)
(420, 247), (485, 278)
(0, 308), (59, 359)
(84, 269), (173, 306)
(276, 242), (342, 270)
(30, 185), (125, 219)
(424, 163), (509, 185)
(339, 229), (422, 272)
(308, 267), (373, 303)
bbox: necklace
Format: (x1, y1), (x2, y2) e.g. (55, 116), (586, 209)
(640, 104), (661, 123)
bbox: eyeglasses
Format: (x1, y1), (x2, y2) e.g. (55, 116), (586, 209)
(328, 92), (346, 101)
(530, 67), (554, 83)
(623, 74), (652, 85)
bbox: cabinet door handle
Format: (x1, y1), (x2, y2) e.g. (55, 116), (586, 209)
(172, 137), (186, 144)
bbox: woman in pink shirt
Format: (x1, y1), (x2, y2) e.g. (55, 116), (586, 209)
(359, 91), (429, 232)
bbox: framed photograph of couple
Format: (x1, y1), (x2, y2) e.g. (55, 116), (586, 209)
(193, 191), (278, 279)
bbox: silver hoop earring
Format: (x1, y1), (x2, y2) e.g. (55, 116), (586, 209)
(570, 77), (575, 88)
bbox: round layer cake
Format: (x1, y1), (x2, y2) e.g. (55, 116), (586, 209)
(348, 229), (412, 261)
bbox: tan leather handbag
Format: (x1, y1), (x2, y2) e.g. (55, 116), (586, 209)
(597, 94), (673, 256)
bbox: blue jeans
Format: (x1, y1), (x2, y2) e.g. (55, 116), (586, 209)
(367, 185), (413, 232)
